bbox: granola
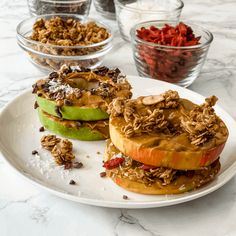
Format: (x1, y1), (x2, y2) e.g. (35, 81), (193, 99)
(41, 134), (60, 151)
(106, 151), (219, 186)
(180, 96), (227, 146)
(29, 16), (111, 70)
(51, 139), (75, 165)
(108, 90), (179, 138)
(31, 17), (109, 46)
(41, 135), (76, 166)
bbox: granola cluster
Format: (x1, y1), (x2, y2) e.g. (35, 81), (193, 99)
(29, 16), (111, 70)
(41, 135), (75, 165)
(180, 96), (227, 146)
(108, 90), (179, 138)
(31, 17), (109, 46)
(51, 139), (75, 165)
(41, 134), (60, 151)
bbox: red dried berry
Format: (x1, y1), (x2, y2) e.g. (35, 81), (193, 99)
(136, 22), (201, 83)
(103, 157), (125, 170)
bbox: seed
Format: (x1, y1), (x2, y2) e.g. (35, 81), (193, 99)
(123, 195), (128, 200)
(39, 126), (45, 132)
(69, 180), (76, 185)
(100, 172), (106, 177)
(97, 151), (101, 155)
(32, 150), (38, 155)
(73, 162), (83, 169)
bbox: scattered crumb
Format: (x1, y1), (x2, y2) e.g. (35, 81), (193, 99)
(86, 155), (90, 158)
(96, 151), (101, 155)
(39, 126), (45, 132)
(64, 162), (73, 170)
(73, 162), (83, 169)
(123, 195), (128, 200)
(69, 180), (76, 185)
(32, 150), (38, 155)
(100, 172), (106, 178)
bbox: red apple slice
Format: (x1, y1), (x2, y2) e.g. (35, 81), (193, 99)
(109, 117), (227, 170)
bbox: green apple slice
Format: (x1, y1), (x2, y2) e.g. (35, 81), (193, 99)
(36, 96), (109, 121)
(38, 109), (109, 141)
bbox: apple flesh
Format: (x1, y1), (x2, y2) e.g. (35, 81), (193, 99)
(36, 96), (109, 121)
(109, 118), (226, 170)
(38, 109), (108, 141)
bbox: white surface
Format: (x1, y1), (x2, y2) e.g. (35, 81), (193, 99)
(1, 0), (236, 235)
(1, 78), (236, 209)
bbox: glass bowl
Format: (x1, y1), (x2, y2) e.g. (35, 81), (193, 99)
(130, 20), (213, 87)
(114, 0), (183, 41)
(94, 0), (116, 20)
(27, 0), (92, 16)
(16, 14), (113, 73)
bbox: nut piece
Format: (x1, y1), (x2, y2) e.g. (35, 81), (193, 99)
(41, 135), (61, 151)
(142, 95), (165, 105)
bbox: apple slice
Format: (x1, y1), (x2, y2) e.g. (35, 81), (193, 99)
(36, 96), (109, 121)
(38, 109), (109, 141)
(109, 117), (227, 170)
(104, 139), (221, 195)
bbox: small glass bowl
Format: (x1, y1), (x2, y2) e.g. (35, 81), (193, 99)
(27, 0), (92, 16)
(94, 0), (116, 20)
(130, 20), (213, 87)
(114, 0), (183, 41)
(16, 14), (113, 73)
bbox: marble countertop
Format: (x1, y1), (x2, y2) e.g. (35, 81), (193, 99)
(0, 0), (236, 235)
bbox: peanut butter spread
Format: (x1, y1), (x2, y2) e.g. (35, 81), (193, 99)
(32, 65), (132, 112)
(109, 90), (228, 149)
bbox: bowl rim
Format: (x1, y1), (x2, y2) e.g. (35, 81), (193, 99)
(38, 0), (91, 3)
(17, 38), (113, 60)
(16, 13), (113, 49)
(114, 0), (184, 12)
(130, 20), (214, 50)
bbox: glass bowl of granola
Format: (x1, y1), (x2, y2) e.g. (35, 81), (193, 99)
(130, 20), (213, 87)
(16, 14), (113, 73)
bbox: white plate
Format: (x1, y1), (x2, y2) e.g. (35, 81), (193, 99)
(0, 76), (236, 209)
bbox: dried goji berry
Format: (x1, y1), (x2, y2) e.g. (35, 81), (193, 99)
(136, 22), (202, 83)
(103, 157), (125, 170)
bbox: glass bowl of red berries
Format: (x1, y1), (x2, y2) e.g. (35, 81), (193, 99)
(130, 20), (213, 87)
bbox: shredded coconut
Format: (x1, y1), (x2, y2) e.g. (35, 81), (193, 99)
(48, 79), (74, 95)
(27, 152), (70, 180)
